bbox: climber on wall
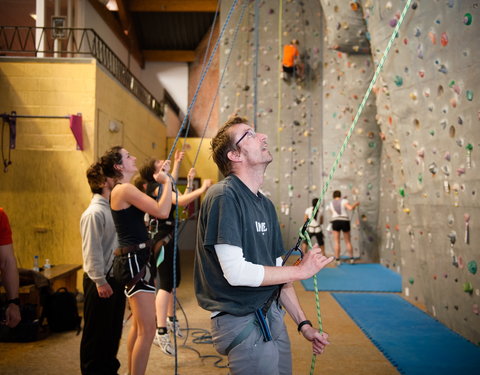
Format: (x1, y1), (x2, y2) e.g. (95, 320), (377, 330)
(281, 39), (304, 81)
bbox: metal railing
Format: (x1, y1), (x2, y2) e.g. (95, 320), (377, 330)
(0, 26), (165, 118)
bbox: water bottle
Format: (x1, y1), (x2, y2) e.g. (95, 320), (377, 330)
(33, 255), (40, 272)
(44, 258), (51, 269)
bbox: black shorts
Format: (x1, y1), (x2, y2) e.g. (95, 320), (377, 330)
(332, 220), (350, 232)
(282, 65), (294, 73)
(307, 231), (324, 246)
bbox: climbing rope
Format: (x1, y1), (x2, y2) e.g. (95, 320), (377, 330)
(192, 0), (249, 168)
(180, 0), (221, 149)
(166, 0), (239, 162)
(253, 0), (260, 130)
(275, 0), (283, 209)
(301, 1), (413, 374)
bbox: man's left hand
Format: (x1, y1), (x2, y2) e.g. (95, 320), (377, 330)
(5, 303), (21, 328)
(301, 325), (330, 355)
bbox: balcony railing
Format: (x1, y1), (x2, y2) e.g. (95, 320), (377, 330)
(0, 26), (165, 118)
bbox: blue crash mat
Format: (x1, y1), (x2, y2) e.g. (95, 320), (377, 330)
(332, 293), (480, 375)
(301, 263), (401, 292)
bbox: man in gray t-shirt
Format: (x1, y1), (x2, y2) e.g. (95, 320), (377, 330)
(194, 116), (333, 374)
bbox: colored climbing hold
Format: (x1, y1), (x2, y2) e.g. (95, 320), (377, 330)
(463, 282), (473, 294)
(399, 188), (405, 197)
(440, 32), (448, 46)
(428, 162), (438, 175)
(466, 90), (474, 101)
(467, 260), (477, 275)
(464, 13), (472, 26)
(389, 18), (398, 27)
(466, 143), (473, 151)
(408, 277), (414, 285)
(394, 75), (403, 87)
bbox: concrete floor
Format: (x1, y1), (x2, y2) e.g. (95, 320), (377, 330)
(0, 251), (399, 374)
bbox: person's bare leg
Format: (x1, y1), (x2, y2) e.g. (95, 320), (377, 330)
(127, 314), (137, 375)
(344, 231), (354, 258)
(155, 289), (170, 328)
(130, 292), (156, 375)
(333, 231), (341, 260)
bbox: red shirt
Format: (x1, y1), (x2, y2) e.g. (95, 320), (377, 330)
(0, 208), (13, 245)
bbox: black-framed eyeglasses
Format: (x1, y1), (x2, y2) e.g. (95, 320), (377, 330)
(235, 129), (256, 147)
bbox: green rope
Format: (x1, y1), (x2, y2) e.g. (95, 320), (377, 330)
(302, 1), (413, 373)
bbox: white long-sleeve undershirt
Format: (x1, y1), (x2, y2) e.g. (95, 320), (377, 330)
(214, 244), (283, 287)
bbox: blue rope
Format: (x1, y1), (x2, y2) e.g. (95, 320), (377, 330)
(193, 0), (249, 168)
(181, 0), (221, 145)
(166, 0), (239, 161)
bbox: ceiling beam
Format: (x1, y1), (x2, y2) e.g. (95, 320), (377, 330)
(87, 0), (145, 68)
(116, 0), (145, 68)
(143, 50), (196, 62)
(129, 0), (218, 12)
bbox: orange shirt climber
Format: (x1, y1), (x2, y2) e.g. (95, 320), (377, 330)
(282, 42), (299, 68)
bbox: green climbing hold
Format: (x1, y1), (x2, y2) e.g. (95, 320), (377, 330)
(463, 282), (473, 294)
(418, 174), (423, 184)
(394, 75), (403, 87)
(467, 260), (477, 275)
(466, 90), (474, 101)
(399, 188), (405, 197)
(448, 80), (455, 87)
(368, 141), (376, 148)
(466, 143), (473, 151)
(464, 13), (472, 26)
(408, 277), (414, 285)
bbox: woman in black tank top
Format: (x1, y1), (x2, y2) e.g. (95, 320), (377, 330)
(100, 146), (172, 375)
(139, 150), (212, 355)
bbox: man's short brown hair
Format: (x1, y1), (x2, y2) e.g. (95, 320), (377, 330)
(86, 162), (105, 194)
(211, 116), (249, 176)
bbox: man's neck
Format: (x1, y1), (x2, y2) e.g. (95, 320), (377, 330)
(233, 167), (265, 195)
(100, 187), (111, 200)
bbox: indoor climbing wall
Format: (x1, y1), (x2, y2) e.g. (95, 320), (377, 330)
(362, 0), (479, 344)
(218, 0), (479, 345)
(320, 0), (380, 262)
(219, 0), (326, 248)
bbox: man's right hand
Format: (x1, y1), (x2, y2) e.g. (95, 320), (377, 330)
(97, 283), (113, 298)
(298, 245), (334, 279)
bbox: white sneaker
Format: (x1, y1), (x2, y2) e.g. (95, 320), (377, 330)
(153, 332), (175, 356)
(167, 319), (184, 338)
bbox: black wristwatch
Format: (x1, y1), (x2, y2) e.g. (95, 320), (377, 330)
(6, 298), (20, 306)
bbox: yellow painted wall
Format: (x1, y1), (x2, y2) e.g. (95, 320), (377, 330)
(95, 67), (167, 161)
(0, 58), (168, 291)
(166, 137), (219, 186)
